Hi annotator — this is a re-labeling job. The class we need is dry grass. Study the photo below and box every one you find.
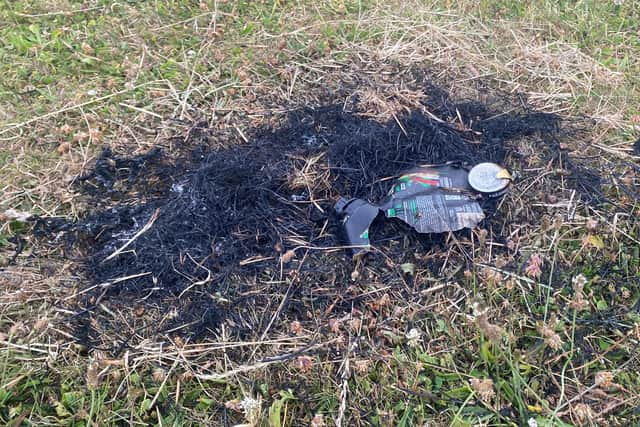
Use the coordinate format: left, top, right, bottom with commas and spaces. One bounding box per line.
1, 1, 640, 426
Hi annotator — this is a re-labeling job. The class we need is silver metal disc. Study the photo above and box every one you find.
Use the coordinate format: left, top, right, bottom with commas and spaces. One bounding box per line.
468, 163, 510, 194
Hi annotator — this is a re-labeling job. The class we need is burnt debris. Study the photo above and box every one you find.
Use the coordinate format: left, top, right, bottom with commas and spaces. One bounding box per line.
30, 81, 599, 344
335, 162, 513, 255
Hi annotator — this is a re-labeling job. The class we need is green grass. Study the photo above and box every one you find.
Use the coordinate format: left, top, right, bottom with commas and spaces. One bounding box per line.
1, 0, 640, 426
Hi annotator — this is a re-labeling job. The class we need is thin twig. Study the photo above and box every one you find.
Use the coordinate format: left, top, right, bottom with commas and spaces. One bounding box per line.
61, 272, 152, 301
149, 359, 179, 410
103, 209, 160, 262
0, 81, 162, 136
13, 5, 104, 17
476, 263, 552, 290
118, 103, 163, 119
195, 339, 339, 381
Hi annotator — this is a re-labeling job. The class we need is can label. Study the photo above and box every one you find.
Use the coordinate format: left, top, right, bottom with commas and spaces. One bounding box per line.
381, 165, 484, 233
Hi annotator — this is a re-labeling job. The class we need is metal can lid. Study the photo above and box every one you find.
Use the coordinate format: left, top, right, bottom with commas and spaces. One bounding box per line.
468, 163, 511, 195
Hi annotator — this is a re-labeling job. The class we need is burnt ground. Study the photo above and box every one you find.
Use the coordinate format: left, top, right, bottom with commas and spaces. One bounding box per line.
25, 72, 609, 354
